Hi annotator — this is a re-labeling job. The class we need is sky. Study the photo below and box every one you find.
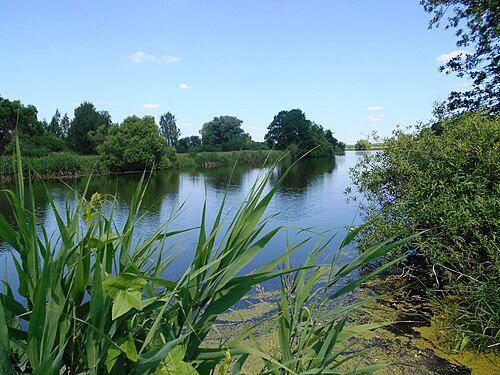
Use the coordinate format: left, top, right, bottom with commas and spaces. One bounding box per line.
1, 0, 469, 144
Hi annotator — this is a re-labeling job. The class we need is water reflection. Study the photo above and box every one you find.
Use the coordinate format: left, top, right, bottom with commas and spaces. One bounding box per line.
0, 152, 375, 280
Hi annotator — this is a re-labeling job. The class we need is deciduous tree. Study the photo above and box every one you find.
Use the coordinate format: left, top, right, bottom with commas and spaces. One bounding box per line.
159, 112, 181, 147
200, 116, 249, 151
422, 0, 500, 113
67, 101, 112, 154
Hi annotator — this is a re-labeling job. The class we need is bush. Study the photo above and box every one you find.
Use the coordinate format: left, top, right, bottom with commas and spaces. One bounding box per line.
98, 115, 164, 171
354, 139, 371, 150
350, 112, 500, 350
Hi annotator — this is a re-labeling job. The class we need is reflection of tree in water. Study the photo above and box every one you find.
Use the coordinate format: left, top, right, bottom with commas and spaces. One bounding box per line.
270, 157, 336, 193
196, 165, 254, 192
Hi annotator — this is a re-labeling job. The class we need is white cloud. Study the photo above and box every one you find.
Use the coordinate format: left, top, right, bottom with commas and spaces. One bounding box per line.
436, 50, 468, 63
180, 83, 192, 89
367, 106, 383, 111
125, 50, 180, 64
329, 96, 336, 100
181, 123, 193, 127
364, 114, 385, 123
142, 104, 160, 109
327, 108, 335, 112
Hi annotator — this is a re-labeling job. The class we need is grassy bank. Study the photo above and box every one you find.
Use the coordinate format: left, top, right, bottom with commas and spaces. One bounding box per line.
0, 149, 286, 182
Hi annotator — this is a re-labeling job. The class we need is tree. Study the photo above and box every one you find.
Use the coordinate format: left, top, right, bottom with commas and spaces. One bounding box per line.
60, 113, 70, 139
265, 109, 342, 157
354, 139, 371, 150
67, 101, 112, 154
421, 0, 500, 114
98, 115, 164, 171
200, 116, 249, 151
159, 112, 181, 147
175, 135, 202, 153
48, 109, 62, 138
0, 96, 43, 155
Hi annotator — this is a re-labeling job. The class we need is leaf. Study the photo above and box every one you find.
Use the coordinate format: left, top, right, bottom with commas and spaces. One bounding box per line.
106, 345, 121, 373
121, 333, 138, 362
155, 346, 199, 375
112, 290, 143, 320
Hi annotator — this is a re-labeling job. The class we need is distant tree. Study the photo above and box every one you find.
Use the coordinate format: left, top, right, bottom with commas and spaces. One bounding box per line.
48, 109, 62, 137
421, 0, 500, 114
200, 116, 249, 151
0, 96, 43, 155
88, 124, 110, 152
176, 135, 202, 153
354, 139, 371, 150
60, 113, 70, 139
159, 112, 181, 147
98, 115, 164, 171
265, 109, 341, 157
67, 101, 112, 154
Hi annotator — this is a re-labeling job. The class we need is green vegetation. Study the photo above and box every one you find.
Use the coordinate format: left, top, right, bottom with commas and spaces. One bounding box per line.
199, 115, 267, 152
265, 109, 345, 158
349, 112, 500, 351
159, 112, 181, 147
421, 0, 500, 114
1, 97, 346, 178
98, 115, 165, 172
67, 101, 112, 154
0, 142, 405, 374
354, 139, 371, 150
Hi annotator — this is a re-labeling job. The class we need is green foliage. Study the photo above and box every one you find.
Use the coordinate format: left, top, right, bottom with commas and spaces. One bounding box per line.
98, 115, 164, 172
265, 109, 343, 157
48, 109, 63, 138
354, 139, 371, 150
0, 96, 43, 155
158, 146, 178, 169
0, 142, 405, 373
200, 116, 249, 151
27, 153, 82, 176
421, 0, 500, 114
350, 112, 500, 350
176, 136, 202, 153
159, 112, 181, 147
67, 101, 112, 154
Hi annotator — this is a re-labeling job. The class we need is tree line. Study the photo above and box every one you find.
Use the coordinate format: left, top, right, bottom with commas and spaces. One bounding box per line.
0, 98, 345, 172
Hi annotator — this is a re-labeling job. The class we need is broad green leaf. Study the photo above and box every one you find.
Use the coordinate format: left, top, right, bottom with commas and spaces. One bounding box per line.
155, 346, 199, 375
112, 289, 143, 320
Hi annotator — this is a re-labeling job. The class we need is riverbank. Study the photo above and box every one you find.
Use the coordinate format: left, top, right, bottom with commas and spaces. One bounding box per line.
0, 149, 287, 182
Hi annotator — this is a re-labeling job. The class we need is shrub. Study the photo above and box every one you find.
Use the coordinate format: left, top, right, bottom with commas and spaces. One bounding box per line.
98, 115, 164, 172
354, 139, 371, 150
350, 112, 500, 350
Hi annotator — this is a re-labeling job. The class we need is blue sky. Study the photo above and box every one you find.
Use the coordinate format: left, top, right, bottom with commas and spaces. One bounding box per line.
1, 0, 469, 144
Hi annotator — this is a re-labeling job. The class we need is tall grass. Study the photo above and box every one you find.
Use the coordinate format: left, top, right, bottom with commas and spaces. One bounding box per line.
0, 138, 405, 374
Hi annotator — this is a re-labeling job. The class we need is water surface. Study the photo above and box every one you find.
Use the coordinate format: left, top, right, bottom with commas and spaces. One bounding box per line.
0, 151, 372, 281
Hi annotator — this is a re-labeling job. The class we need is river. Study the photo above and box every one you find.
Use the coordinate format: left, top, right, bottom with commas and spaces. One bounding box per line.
0, 151, 370, 281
